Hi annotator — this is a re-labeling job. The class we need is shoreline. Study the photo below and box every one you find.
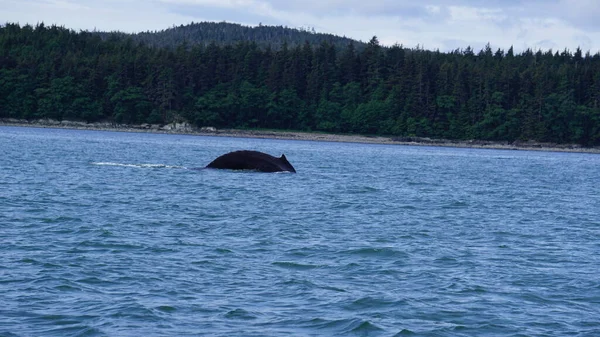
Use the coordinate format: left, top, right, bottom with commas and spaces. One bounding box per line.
2, 118, 599, 154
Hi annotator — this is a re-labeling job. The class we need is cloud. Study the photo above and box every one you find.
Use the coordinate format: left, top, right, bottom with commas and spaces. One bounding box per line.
1, 0, 196, 32
554, 0, 600, 32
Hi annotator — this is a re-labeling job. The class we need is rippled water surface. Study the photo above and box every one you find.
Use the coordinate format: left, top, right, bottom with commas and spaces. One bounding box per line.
1, 126, 600, 336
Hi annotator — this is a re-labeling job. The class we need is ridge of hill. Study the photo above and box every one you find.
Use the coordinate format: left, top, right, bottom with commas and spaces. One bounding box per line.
98, 21, 366, 50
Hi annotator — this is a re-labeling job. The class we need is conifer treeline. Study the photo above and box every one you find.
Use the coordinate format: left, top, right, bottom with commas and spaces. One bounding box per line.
1, 23, 600, 145
112, 21, 363, 50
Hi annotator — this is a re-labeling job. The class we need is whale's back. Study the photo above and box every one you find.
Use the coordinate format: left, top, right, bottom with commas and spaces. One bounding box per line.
206, 150, 296, 173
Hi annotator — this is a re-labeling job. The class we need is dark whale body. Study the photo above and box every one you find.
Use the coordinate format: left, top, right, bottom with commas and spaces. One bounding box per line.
205, 150, 296, 173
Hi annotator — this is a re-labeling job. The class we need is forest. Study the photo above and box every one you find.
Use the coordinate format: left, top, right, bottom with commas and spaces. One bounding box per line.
104, 21, 364, 50
1, 22, 600, 146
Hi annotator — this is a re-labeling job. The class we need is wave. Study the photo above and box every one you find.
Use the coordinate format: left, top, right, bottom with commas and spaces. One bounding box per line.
90, 162, 186, 169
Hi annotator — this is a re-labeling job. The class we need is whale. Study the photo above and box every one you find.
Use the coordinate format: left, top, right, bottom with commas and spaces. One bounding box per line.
205, 150, 296, 173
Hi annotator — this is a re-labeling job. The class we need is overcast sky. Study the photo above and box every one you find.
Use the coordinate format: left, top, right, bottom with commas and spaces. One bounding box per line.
2, 0, 600, 53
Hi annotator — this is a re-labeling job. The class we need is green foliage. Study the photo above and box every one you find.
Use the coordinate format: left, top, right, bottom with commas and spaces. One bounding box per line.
193, 84, 230, 127
268, 89, 304, 129
104, 22, 365, 51
1, 22, 600, 146
110, 86, 152, 124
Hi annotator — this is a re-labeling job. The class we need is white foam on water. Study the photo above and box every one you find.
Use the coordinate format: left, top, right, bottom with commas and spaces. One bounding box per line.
91, 162, 186, 169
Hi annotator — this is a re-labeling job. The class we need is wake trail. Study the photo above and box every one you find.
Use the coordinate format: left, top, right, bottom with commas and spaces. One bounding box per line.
90, 162, 188, 169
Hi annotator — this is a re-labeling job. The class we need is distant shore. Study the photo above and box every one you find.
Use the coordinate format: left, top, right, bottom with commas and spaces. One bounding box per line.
2, 118, 599, 154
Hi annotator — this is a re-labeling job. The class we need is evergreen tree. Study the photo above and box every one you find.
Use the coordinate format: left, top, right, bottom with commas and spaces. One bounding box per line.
1, 22, 600, 146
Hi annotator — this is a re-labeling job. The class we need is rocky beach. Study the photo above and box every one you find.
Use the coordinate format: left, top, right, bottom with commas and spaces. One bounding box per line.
2, 118, 599, 154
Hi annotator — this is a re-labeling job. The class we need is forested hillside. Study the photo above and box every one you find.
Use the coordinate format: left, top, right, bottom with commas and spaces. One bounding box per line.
1, 22, 600, 146
103, 21, 364, 50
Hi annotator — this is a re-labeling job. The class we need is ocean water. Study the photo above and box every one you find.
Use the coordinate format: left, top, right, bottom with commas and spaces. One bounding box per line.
1, 126, 599, 337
